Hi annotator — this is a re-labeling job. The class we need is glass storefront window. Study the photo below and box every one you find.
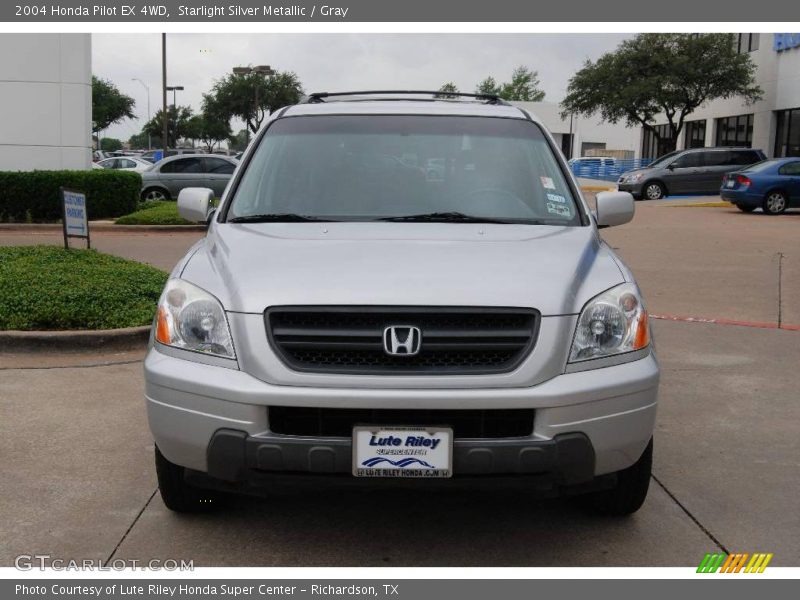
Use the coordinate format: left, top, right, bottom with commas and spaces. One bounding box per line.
775, 109, 800, 157
715, 114, 754, 147
684, 120, 707, 148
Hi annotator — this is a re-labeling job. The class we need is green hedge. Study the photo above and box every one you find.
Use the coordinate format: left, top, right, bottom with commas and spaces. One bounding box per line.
0, 170, 142, 222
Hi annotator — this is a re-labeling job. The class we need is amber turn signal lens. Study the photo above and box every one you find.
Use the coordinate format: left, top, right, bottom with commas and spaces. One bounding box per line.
633, 309, 649, 350
155, 306, 171, 345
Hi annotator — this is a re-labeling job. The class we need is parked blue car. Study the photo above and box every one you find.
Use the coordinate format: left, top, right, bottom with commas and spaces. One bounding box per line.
721, 158, 800, 214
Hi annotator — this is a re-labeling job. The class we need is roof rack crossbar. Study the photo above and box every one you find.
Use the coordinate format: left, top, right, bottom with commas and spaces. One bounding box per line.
304, 90, 508, 105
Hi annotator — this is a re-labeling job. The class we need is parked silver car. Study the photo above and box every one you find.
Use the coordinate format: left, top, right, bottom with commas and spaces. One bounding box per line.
139, 154, 238, 201
145, 91, 658, 516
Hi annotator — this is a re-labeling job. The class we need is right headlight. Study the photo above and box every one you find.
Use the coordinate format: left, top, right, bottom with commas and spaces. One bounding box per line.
154, 279, 235, 359
569, 283, 650, 363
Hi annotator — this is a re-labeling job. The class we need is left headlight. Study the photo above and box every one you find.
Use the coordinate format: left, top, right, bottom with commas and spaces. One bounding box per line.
154, 279, 235, 359
622, 173, 643, 183
569, 283, 649, 363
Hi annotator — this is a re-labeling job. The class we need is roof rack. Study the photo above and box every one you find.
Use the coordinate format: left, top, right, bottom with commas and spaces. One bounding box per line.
303, 90, 509, 105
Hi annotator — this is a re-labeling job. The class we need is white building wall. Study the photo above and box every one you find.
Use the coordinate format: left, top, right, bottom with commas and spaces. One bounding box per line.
513, 101, 642, 158
0, 33, 92, 171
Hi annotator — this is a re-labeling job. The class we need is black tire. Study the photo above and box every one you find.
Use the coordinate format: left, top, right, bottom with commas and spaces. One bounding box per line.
155, 446, 221, 513
642, 182, 666, 200
762, 191, 788, 215
141, 187, 170, 202
736, 204, 756, 213
580, 439, 653, 516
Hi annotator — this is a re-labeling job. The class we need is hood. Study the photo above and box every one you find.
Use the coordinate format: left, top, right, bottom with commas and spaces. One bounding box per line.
179, 222, 626, 316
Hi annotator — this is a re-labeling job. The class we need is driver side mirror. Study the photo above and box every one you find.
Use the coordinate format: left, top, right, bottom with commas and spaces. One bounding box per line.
595, 191, 634, 228
177, 188, 214, 223
666, 163, 676, 170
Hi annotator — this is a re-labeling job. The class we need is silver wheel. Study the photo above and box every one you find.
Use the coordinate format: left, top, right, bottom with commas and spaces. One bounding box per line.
143, 188, 168, 202
644, 183, 664, 200
763, 192, 787, 215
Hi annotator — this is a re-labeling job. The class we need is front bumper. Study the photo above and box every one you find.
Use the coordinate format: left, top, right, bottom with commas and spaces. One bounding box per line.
617, 181, 643, 196
145, 348, 659, 482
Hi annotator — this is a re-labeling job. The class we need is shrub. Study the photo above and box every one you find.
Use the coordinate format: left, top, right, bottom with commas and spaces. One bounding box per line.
0, 246, 167, 330
115, 201, 192, 225
0, 170, 141, 222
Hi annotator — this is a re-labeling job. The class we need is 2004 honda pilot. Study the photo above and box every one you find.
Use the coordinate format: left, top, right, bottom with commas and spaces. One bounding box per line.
145, 91, 659, 515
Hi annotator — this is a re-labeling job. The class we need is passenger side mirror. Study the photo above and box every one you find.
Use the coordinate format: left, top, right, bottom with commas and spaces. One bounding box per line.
177, 188, 214, 223
666, 163, 675, 170
595, 191, 634, 228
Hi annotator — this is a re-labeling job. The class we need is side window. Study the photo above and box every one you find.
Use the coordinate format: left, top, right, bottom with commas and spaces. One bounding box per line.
120, 159, 135, 168
730, 150, 758, 165
161, 157, 203, 174
102, 159, 116, 169
204, 157, 235, 174
702, 151, 730, 166
778, 162, 800, 176
672, 152, 702, 168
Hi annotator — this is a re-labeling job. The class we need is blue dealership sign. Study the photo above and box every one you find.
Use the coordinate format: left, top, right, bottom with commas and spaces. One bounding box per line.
773, 33, 800, 52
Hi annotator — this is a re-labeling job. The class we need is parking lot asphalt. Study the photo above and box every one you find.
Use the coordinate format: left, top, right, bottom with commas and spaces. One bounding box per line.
1, 198, 799, 567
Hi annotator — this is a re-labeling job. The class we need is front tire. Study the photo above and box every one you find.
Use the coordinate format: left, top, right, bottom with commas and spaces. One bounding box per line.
580, 439, 653, 516
643, 182, 666, 200
155, 446, 221, 513
763, 191, 788, 215
141, 187, 170, 202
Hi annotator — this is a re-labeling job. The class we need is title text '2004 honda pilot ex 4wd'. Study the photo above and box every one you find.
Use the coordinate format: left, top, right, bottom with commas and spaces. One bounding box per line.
144, 91, 659, 516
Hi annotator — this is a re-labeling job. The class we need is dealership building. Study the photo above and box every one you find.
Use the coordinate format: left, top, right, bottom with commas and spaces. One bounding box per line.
0, 33, 92, 171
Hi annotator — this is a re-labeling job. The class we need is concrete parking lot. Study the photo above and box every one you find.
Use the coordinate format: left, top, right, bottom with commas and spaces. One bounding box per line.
1, 198, 798, 566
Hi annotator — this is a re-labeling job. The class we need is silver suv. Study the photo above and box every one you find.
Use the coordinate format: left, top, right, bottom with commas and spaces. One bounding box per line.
145, 92, 659, 516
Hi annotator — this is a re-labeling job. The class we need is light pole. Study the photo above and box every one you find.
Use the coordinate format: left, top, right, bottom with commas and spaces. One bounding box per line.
166, 85, 184, 109
232, 65, 274, 144
132, 78, 151, 149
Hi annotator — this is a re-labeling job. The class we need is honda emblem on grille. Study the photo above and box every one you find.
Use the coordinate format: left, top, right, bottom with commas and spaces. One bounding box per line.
383, 326, 422, 356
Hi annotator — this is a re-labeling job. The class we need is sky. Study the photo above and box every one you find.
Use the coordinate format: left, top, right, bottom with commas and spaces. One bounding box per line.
92, 33, 632, 144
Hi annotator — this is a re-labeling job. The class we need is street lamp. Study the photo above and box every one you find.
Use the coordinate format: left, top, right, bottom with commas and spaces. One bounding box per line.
132, 78, 151, 149
165, 85, 184, 108
232, 66, 275, 143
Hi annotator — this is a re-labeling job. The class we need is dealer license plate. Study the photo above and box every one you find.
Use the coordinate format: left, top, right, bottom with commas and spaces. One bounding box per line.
352, 426, 453, 478
726, 179, 735, 188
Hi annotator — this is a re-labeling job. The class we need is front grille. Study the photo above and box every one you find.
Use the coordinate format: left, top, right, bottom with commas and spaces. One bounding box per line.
268, 407, 535, 439
265, 306, 539, 374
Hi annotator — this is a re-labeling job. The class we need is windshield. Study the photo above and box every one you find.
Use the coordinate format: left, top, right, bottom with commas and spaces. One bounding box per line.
646, 150, 681, 169
225, 115, 583, 226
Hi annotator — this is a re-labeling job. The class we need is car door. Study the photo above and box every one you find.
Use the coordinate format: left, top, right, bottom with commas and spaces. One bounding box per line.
202, 157, 236, 197
778, 161, 800, 202
158, 157, 205, 197
663, 151, 703, 194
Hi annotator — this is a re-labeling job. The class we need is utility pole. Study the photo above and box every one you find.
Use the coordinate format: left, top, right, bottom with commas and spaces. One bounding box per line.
161, 33, 168, 154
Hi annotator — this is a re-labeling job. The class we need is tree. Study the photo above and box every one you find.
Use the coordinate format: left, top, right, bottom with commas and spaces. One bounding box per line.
475, 76, 501, 97
205, 69, 303, 135
475, 68, 545, 101
143, 105, 194, 148
561, 34, 763, 155
499, 67, 545, 102
92, 76, 136, 138
99, 137, 122, 152
186, 113, 232, 153
435, 82, 459, 99
227, 129, 249, 152
128, 131, 161, 150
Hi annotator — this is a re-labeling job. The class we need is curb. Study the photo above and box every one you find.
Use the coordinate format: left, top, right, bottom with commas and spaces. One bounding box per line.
580, 185, 616, 192
0, 325, 151, 353
0, 223, 205, 232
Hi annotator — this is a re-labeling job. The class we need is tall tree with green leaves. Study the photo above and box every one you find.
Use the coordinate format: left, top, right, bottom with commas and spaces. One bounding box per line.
561, 33, 763, 154
204, 69, 303, 135
435, 82, 460, 99
475, 68, 545, 101
185, 113, 232, 153
143, 106, 194, 148
91, 76, 136, 142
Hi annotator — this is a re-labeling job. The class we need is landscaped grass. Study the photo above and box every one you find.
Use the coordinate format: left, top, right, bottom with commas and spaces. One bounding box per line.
114, 200, 193, 225
0, 246, 167, 330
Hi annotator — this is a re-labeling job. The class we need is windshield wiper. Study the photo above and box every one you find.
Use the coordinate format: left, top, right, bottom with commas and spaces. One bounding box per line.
227, 213, 335, 223
376, 211, 514, 224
